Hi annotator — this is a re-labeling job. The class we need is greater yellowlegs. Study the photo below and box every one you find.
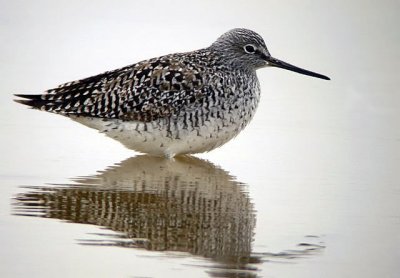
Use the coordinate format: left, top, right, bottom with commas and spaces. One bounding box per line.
15, 28, 330, 158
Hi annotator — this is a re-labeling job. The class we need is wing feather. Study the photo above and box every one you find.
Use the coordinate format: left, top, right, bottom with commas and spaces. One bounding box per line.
14, 54, 210, 122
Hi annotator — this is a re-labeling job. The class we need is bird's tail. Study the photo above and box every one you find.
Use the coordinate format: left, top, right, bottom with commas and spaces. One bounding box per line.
13, 91, 95, 116
14, 94, 49, 110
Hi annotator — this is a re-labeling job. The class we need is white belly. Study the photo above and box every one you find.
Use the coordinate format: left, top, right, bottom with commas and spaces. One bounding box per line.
71, 111, 249, 158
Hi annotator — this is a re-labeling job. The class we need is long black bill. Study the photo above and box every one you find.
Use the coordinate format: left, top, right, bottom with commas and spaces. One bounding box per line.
267, 56, 330, 80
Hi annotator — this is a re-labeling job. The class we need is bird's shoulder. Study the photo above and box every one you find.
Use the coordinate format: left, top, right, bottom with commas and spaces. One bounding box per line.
116, 51, 217, 122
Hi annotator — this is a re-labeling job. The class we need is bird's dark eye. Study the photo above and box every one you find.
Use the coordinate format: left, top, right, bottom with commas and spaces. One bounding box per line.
244, 44, 256, 54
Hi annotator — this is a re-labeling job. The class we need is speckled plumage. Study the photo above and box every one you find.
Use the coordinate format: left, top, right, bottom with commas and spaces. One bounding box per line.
15, 28, 329, 157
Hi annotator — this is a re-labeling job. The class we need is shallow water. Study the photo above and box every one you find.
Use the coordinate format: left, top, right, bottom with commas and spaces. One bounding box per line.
5, 154, 328, 277
1, 1, 400, 277
12, 155, 325, 277
2, 119, 398, 277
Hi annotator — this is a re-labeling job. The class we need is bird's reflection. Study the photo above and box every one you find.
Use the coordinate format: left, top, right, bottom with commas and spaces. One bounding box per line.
14, 155, 259, 276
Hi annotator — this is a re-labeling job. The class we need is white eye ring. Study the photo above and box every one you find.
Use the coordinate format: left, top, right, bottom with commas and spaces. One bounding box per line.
244, 44, 256, 54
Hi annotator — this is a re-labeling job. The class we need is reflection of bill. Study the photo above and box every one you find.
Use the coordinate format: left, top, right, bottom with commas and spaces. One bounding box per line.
14, 155, 256, 264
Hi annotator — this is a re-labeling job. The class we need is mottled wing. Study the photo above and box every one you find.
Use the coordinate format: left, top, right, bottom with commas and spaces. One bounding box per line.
15, 55, 208, 122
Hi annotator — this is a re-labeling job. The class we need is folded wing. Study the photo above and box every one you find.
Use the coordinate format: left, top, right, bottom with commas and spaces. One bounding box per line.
15, 55, 208, 122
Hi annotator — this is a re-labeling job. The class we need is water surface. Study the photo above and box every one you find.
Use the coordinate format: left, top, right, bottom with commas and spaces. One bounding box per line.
12, 156, 325, 277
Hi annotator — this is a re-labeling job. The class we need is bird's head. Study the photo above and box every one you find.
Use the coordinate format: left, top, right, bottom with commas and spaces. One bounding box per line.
210, 28, 330, 80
